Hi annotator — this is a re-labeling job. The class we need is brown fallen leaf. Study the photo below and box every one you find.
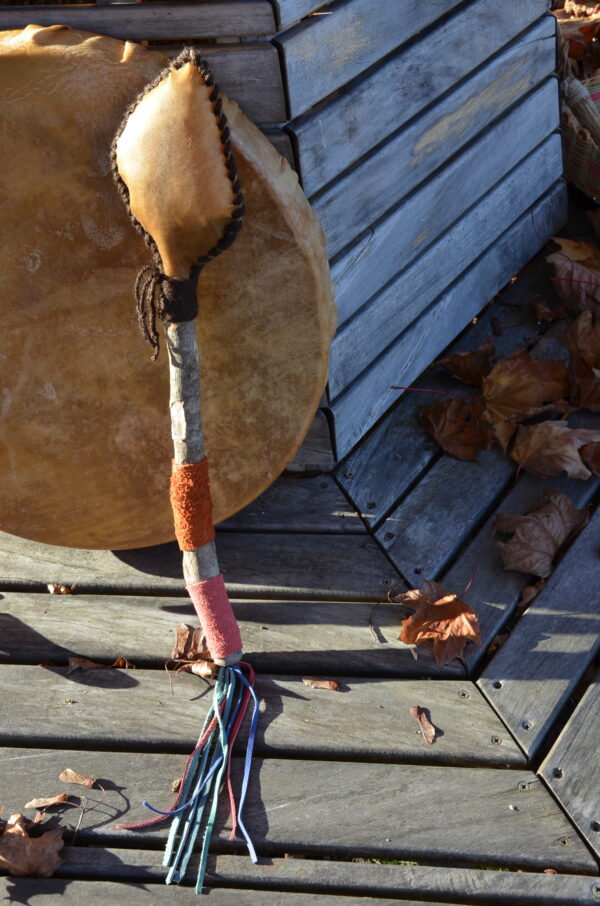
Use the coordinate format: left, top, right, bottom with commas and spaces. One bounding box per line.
544, 868, 558, 874
47, 584, 75, 595
548, 238, 600, 317
58, 769, 96, 789
482, 351, 570, 450
302, 677, 341, 691
510, 421, 600, 479
409, 706, 436, 744
420, 396, 494, 461
564, 311, 600, 410
580, 442, 600, 474
437, 338, 496, 386
496, 491, 589, 578
188, 661, 218, 680
516, 582, 545, 612
111, 656, 135, 670
24, 794, 73, 811
171, 777, 182, 793
392, 580, 481, 667
532, 296, 569, 323
487, 632, 509, 654
0, 814, 64, 877
172, 624, 209, 661
66, 657, 108, 675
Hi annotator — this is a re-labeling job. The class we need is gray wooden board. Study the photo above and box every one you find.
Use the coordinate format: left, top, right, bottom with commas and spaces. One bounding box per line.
335, 265, 546, 525
447, 472, 600, 676
0, 748, 594, 870
0, 668, 527, 763
279, 0, 470, 118
294, 7, 553, 197
0, 592, 472, 678
0, 880, 465, 906
286, 409, 335, 471
479, 507, 600, 760
0, 531, 399, 601
329, 135, 561, 394
54, 850, 600, 905
217, 475, 362, 533
376, 449, 516, 582
330, 181, 568, 457
316, 76, 559, 260
273, 0, 335, 31
540, 670, 600, 860
0, 3, 276, 39
332, 17, 548, 323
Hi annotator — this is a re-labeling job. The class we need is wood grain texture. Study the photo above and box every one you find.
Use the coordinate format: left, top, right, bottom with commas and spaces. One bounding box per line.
0, 880, 458, 906
317, 76, 559, 261
217, 475, 359, 532
0, 747, 594, 870
0, 4, 276, 38
0, 531, 399, 601
273, 0, 335, 30
479, 507, 600, 760
286, 409, 335, 470
55, 849, 600, 904
0, 592, 467, 677
294, 7, 553, 196
0, 668, 525, 762
329, 135, 562, 394
335, 283, 545, 525
330, 181, 568, 457
540, 672, 600, 859
376, 449, 516, 581
279, 0, 472, 118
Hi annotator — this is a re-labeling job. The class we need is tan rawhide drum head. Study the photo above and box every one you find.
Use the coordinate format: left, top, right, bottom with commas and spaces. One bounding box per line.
0, 25, 335, 550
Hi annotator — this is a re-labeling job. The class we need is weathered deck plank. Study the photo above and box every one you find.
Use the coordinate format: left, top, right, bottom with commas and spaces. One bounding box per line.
5, 592, 469, 678
329, 135, 561, 393
0, 531, 399, 601
0, 668, 524, 763
0, 748, 594, 871
294, 11, 554, 196
539, 671, 600, 860
286, 409, 335, 471
330, 181, 567, 456
218, 475, 362, 533
279, 0, 475, 118
0, 879, 465, 906
479, 508, 600, 760
0, 3, 277, 38
273, 0, 335, 31
55, 850, 600, 905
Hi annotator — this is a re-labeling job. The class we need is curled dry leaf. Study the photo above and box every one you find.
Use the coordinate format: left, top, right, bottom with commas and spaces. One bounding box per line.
420, 396, 494, 461
496, 491, 589, 578
481, 351, 570, 450
58, 768, 96, 789
548, 238, 600, 317
24, 794, 73, 810
409, 706, 436, 745
188, 661, 218, 680
532, 296, 569, 323
510, 421, 600, 479
47, 584, 75, 595
171, 624, 209, 661
392, 580, 481, 667
66, 657, 108, 674
581, 442, 600, 475
302, 677, 341, 691
516, 582, 545, 612
0, 813, 64, 877
564, 311, 600, 410
437, 338, 496, 386
112, 656, 135, 670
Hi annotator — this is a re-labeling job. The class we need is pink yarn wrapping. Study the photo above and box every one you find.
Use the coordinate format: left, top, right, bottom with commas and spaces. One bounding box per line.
187, 574, 242, 661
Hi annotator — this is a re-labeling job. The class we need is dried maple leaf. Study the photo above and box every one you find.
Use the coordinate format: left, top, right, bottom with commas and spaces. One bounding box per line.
481, 351, 570, 450
66, 657, 108, 674
171, 624, 209, 661
58, 769, 96, 789
437, 338, 496, 385
420, 396, 494, 461
302, 677, 341, 691
548, 238, 600, 317
409, 706, 436, 744
392, 580, 481, 667
111, 656, 135, 669
510, 421, 600, 479
0, 813, 64, 877
581, 442, 600, 474
24, 794, 73, 810
564, 311, 600, 410
496, 491, 589, 578
47, 584, 75, 595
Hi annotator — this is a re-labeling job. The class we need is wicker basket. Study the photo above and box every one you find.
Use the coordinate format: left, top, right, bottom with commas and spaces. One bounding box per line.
562, 73, 600, 200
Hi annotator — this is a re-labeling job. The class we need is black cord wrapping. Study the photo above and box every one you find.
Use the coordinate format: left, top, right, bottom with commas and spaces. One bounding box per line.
134, 265, 200, 360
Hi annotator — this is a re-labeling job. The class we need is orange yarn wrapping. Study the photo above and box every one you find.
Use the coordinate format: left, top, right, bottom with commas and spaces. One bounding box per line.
170, 458, 216, 551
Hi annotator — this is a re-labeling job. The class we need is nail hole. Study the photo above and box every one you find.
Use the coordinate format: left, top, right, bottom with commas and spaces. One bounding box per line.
591, 821, 600, 832
367, 501, 376, 509
560, 838, 570, 847
552, 768, 563, 779
493, 681, 503, 689
384, 532, 395, 542
414, 567, 422, 574
521, 720, 532, 731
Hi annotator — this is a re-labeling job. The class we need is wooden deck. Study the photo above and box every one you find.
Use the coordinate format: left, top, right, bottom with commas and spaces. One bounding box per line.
1, 234, 600, 903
